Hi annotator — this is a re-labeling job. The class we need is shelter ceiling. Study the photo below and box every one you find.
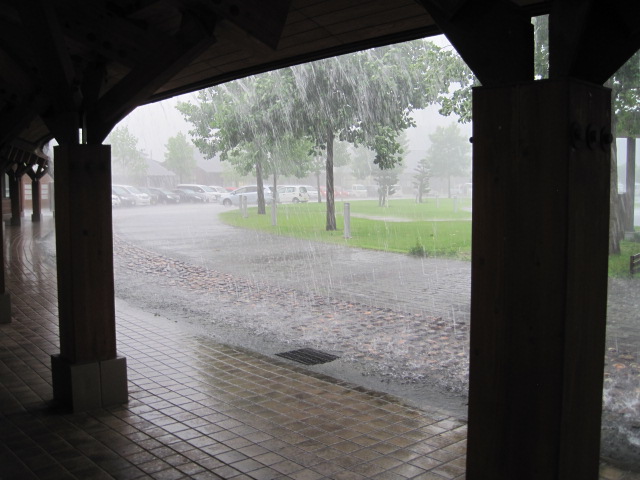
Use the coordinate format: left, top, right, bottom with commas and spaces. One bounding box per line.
1, 0, 552, 156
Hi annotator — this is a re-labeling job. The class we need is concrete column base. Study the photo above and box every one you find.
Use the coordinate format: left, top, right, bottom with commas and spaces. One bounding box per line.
0, 292, 11, 324
51, 354, 128, 411
31, 213, 42, 222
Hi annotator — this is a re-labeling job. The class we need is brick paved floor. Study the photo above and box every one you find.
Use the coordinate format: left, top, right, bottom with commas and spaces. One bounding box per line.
1, 219, 638, 479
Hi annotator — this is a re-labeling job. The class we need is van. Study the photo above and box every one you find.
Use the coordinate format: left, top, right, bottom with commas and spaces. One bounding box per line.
276, 185, 309, 203
351, 184, 367, 197
175, 184, 218, 202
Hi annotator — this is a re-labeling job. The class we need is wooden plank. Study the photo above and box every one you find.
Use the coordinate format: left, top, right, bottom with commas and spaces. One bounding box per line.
418, 0, 534, 85
467, 80, 610, 480
87, 9, 217, 143
550, 1, 640, 84
54, 145, 116, 363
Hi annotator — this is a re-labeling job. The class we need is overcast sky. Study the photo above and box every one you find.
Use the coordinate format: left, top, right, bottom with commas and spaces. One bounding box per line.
116, 33, 471, 163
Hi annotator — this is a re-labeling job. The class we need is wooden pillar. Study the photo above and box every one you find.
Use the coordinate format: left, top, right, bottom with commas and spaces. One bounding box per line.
31, 178, 41, 222
51, 144, 127, 411
8, 174, 21, 226
0, 222, 10, 324
466, 79, 611, 479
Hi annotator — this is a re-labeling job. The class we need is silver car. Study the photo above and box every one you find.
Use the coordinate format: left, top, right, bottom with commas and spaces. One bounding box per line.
220, 186, 273, 206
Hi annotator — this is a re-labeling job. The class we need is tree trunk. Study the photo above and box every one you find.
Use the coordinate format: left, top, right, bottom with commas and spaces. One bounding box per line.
315, 169, 322, 203
626, 137, 636, 231
256, 158, 266, 215
609, 141, 625, 253
326, 130, 336, 231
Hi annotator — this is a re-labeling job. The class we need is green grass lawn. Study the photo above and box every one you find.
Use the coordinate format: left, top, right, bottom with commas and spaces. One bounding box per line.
220, 198, 473, 259
609, 233, 640, 277
220, 197, 640, 275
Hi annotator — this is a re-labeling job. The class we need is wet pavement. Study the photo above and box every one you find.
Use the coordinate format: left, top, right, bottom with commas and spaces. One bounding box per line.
107, 203, 640, 470
109, 204, 471, 416
9, 204, 638, 477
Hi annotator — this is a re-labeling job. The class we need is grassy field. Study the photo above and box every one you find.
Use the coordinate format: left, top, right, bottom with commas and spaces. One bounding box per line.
219, 197, 473, 259
609, 232, 640, 277
220, 197, 640, 275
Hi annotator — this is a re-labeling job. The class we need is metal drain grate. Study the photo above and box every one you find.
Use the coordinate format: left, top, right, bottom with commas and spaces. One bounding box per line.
275, 348, 339, 365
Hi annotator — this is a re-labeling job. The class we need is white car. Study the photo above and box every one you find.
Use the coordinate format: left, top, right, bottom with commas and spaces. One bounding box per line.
276, 185, 309, 203
301, 185, 320, 202
112, 185, 151, 206
176, 184, 218, 202
208, 186, 228, 202
220, 186, 273, 206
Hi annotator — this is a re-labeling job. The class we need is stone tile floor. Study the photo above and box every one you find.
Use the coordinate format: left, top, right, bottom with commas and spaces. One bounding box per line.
1, 222, 638, 479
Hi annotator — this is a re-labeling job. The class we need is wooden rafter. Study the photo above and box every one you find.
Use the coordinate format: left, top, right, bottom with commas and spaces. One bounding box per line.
187, 0, 292, 50
85, 7, 217, 144
57, 3, 173, 69
16, 1, 80, 114
550, 0, 640, 84
417, 0, 534, 86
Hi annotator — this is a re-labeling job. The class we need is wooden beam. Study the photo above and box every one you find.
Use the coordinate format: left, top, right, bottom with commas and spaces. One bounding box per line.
16, 0, 81, 118
85, 8, 216, 144
190, 0, 292, 50
550, 0, 640, 84
467, 79, 610, 480
417, 0, 534, 85
56, 3, 173, 69
0, 101, 40, 147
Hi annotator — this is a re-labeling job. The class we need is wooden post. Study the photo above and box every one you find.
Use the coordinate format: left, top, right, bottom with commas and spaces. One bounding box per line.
8, 174, 21, 226
31, 178, 41, 222
51, 144, 127, 411
0, 221, 10, 324
466, 79, 610, 480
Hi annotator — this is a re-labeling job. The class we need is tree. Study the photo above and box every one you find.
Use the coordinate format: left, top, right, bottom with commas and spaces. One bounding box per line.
351, 145, 375, 181
425, 123, 470, 198
609, 49, 640, 252
107, 125, 148, 182
177, 71, 303, 214
373, 161, 403, 207
435, 17, 640, 253
413, 156, 432, 203
164, 132, 196, 183
289, 41, 449, 230
179, 39, 466, 226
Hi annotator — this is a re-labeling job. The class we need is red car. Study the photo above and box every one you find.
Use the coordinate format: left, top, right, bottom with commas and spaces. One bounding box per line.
319, 186, 350, 198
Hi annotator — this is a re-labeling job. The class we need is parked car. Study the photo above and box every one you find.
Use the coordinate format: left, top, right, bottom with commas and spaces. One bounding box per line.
149, 188, 180, 204
176, 184, 218, 202
219, 185, 273, 206
112, 185, 150, 206
276, 185, 309, 203
173, 189, 206, 203
302, 185, 320, 202
208, 186, 228, 202
136, 187, 159, 205
112, 194, 121, 207
320, 186, 350, 198
350, 184, 367, 197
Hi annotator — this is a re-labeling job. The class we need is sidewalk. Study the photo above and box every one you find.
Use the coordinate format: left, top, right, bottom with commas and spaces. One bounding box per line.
1, 217, 638, 479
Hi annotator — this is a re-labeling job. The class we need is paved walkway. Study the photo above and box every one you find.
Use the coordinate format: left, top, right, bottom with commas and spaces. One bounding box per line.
1, 217, 638, 479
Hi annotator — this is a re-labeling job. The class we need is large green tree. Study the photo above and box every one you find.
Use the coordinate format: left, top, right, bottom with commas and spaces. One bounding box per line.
425, 123, 470, 198
177, 71, 309, 214
289, 41, 456, 229
179, 39, 466, 226
609, 50, 640, 252
413, 156, 432, 204
164, 132, 196, 183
